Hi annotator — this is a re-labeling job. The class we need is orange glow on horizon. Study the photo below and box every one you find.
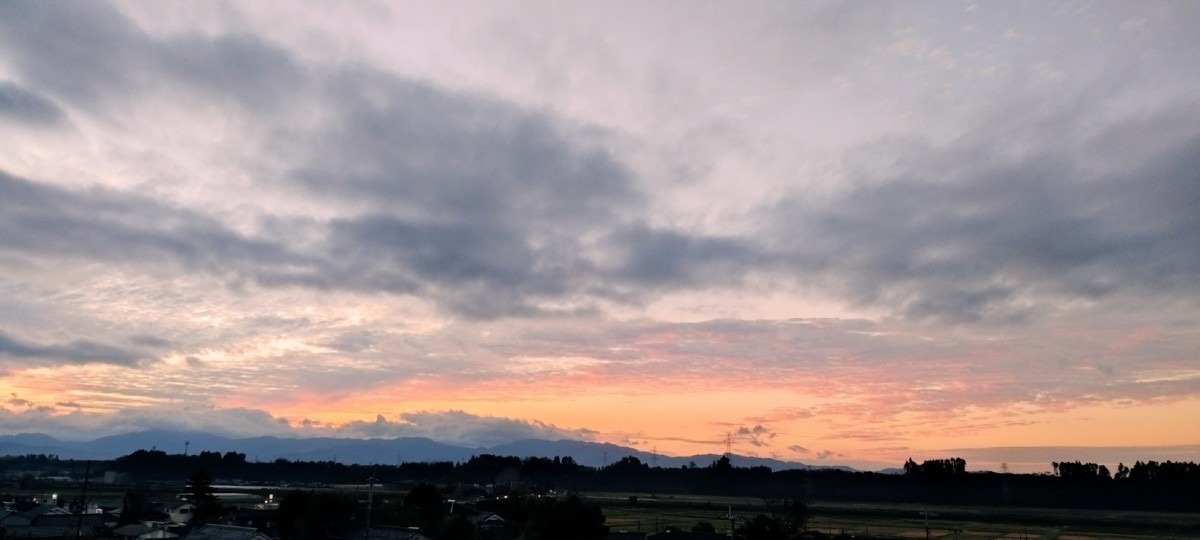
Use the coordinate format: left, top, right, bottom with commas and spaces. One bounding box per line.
2, 354, 1198, 471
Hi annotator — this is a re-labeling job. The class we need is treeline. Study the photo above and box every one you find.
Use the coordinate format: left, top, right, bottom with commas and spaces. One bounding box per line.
1054, 459, 1200, 484
116, 452, 1200, 512
882, 457, 1200, 511
4, 452, 1199, 512
275, 482, 609, 540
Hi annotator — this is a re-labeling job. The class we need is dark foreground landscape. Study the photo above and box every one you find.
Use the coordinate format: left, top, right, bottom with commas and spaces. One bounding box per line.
2, 450, 1198, 540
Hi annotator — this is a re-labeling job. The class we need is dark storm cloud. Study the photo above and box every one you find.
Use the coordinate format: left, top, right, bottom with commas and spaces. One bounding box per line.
0, 82, 65, 125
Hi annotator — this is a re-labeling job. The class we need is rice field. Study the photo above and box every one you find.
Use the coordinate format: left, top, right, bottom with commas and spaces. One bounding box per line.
583, 492, 1200, 539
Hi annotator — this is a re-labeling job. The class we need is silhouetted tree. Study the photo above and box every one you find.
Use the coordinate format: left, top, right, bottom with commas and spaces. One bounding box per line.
525, 495, 607, 540
1115, 462, 1130, 480
763, 495, 808, 534
403, 483, 445, 534
118, 491, 149, 525
737, 514, 787, 540
277, 491, 356, 540
923, 458, 967, 477
903, 457, 966, 478
186, 468, 224, 519
604, 456, 648, 476
16, 474, 36, 489
441, 514, 475, 540
1052, 461, 1111, 481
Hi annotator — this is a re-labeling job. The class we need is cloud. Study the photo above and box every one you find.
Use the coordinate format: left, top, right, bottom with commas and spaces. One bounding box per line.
9, 394, 33, 408
0, 405, 595, 447
0, 170, 305, 277
278, 68, 650, 318
763, 102, 1200, 323
0, 2, 305, 115
0, 2, 732, 320
0, 404, 294, 441
8, 2, 1195, 327
327, 410, 596, 448
734, 424, 778, 448
603, 224, 757, 290
318, 331, 378, 354
0, 327, 150, 368
0, 82, 65, 126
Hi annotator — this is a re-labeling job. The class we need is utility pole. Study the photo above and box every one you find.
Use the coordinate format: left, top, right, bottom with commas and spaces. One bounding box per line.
365, 473, 377, 540
921, 508, 937, 540
722, 505, 737, 539
75, 461, 90, 540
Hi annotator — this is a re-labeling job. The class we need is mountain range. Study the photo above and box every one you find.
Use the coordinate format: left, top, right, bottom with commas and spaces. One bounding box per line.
0, 430, 851, 472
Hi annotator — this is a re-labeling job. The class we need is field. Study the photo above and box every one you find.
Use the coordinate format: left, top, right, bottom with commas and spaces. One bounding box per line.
13, 480, 1199, 539
583, 492, 1200, 539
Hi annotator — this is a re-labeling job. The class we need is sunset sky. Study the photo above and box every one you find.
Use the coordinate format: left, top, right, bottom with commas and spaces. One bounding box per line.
1, 1, 1198, 473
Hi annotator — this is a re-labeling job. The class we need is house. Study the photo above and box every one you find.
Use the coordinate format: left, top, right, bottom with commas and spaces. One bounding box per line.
113, 523, 180, 540
338, 526, 429, 540
166, 503, 196, 524
646, 532, 725, 540
220, 506, 276, 531
2, 512, 105, 538
0, 510, 35, 527
607, 532, 647, 540
474, 512, 505, 531
183, 524, 273, 540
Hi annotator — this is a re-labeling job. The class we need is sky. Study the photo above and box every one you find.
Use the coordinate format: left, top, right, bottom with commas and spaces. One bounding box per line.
1, 1, 1198, 473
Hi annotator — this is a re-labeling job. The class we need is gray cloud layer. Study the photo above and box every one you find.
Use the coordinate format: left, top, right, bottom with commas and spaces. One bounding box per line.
0, 329, 147, 368
768, 116, 1200, 322
0, 405, 590, 447
3, 2, 1197, 325
0, 82, 65, 126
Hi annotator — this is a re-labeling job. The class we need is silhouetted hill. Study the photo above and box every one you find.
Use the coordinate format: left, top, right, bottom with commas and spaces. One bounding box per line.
489, 439, 649, 467
0, 433, 77, 458
88, 429, 236, 457
249, 436, 480, 464
0, 430, 836, 472
487, 439, 849, 471
0, 433, 63, 446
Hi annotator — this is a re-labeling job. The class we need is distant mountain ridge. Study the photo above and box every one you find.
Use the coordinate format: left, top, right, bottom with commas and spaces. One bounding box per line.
0, 430, 850, 472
